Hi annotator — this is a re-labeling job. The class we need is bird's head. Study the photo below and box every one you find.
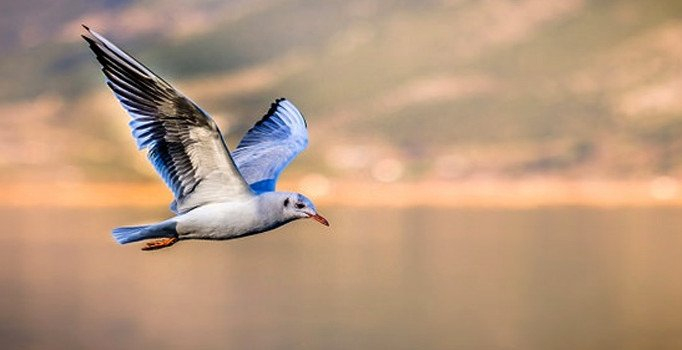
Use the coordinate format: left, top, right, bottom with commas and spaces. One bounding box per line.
281, 193, 329, 226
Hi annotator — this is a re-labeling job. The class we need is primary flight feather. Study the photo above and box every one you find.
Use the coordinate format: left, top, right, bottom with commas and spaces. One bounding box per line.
82, 25, 329, 251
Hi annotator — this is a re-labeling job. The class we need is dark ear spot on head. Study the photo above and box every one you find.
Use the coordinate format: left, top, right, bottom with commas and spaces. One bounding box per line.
284, 198, 290, 207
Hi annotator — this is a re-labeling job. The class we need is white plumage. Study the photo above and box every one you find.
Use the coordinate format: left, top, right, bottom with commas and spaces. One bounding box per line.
82, 26, 329, 250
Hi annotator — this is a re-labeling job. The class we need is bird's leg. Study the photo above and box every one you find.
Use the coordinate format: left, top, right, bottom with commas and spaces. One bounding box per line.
141, 237, 178, 251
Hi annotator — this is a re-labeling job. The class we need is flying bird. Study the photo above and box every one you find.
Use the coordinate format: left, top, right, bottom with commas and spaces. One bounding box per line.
82, 26, 329, 251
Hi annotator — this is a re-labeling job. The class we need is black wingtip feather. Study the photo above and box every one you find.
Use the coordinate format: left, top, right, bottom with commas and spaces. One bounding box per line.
254, 98, 288, 127
82, 24, 90, 31
81, 34, 94, 45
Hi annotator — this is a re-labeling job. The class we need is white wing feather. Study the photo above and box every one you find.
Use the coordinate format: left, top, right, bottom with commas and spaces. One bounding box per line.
232, 98, 308, 193
83, 27, 253, 214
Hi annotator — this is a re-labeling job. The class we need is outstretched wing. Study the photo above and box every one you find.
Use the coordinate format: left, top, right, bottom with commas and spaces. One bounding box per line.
232, 98, 308, 193
82, 26, 253, 213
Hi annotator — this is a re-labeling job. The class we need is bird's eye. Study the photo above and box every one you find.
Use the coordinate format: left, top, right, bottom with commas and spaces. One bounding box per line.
284, 198, 290, 207
295, 203, 305, 209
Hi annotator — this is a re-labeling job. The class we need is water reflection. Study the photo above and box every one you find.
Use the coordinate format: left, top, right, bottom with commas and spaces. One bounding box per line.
0, 207, 680, 349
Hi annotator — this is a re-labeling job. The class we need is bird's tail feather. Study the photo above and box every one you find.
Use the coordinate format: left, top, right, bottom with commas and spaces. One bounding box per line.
112, 221, 178, 244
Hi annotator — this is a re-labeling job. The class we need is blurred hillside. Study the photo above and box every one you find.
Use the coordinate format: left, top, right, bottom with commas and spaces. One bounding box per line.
1, 0, 682, 184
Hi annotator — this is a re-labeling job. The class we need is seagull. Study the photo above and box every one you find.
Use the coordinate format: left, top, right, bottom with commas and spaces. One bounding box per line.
82, 26, 329, 251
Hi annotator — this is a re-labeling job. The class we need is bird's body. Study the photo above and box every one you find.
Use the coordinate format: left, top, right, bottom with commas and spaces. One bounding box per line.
82, 26, 328, 250
175, 192, 296, 241
179, 199, 266, 241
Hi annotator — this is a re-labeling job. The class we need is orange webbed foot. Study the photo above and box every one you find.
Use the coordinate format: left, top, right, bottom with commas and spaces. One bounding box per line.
141, 237, 178, 251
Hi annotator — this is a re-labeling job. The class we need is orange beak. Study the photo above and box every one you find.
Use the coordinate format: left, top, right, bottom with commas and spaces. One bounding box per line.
310, 213, 330, 227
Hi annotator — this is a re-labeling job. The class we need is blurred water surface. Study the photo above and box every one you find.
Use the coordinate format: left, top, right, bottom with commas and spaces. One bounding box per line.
0, 206, 681, 349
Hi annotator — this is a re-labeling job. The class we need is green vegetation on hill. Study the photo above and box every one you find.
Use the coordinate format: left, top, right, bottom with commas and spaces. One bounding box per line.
1, 0, 682, 181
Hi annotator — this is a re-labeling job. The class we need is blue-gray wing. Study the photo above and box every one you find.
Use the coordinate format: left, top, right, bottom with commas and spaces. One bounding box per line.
82, 26, 253, 213
232, 98, 308, 193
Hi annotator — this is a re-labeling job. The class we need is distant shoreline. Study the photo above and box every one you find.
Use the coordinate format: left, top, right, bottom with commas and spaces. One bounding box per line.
2, 178, 682, 208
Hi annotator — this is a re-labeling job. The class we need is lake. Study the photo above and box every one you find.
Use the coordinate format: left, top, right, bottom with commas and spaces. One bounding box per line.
0, 206, 680, 349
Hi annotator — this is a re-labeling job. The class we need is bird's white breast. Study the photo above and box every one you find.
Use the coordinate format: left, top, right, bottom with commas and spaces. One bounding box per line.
174, 199, 267, 240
